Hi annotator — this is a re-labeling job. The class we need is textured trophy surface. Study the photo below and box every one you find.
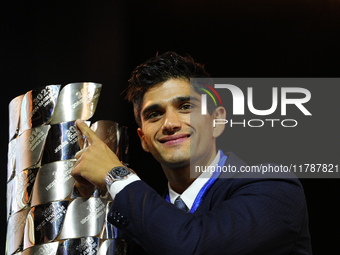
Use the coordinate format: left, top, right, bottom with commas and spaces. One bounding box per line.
50, 82, 101, 124
11, 167, 39, 215
6, 208, 30, 255
31, 160, 76, 206
9, 94, 24, 141
59, 198, 107, 239
58, 237, 100, 255
7, 179, 13, 220
23, 201, 70, 249
7, 138, 17, 182
7, 82, 128, 255
21, 242, 59, 255
41, 121, 82, 165
19, 85, 60, 135
90, 120, 129, 162
16, 126, 50, 173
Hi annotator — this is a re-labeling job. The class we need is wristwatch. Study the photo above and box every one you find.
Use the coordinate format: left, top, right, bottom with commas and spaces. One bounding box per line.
105, 166, 134, 190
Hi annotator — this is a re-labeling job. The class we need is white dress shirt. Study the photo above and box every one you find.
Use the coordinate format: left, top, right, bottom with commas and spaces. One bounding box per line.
168, 151, 220, 210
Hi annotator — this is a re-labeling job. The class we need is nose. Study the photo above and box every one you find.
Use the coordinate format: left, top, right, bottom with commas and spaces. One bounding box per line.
162, 109, 181, 134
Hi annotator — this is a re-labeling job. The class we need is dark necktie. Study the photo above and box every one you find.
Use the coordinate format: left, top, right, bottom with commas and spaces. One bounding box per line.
174, 196, 189, 212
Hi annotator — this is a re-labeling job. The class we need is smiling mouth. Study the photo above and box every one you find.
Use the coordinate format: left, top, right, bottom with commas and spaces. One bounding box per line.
159, 134, 191, 145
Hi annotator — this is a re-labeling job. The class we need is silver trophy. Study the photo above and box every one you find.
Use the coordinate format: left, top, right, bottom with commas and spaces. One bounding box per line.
50, 82, 101, 124
6, 208, 30, 255
6, 82, 129, 255
15, 126, 50, 173
41, 121, 83, 165
9, 94, 24, 141
31, 160, 76, 206
21, 242, 59, 255
10, 167, 39, 215
19, 85, 60, 135
23, 200, 70, 249
7, 138, 17, 183
58, 237, 100, 255
90, 120, 129, 163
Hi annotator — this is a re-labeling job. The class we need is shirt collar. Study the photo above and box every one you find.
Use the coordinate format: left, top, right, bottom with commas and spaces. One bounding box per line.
168, 150, 220, 210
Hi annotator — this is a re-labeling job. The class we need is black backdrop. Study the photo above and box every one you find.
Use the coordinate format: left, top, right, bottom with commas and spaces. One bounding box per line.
1, 1, 340, 254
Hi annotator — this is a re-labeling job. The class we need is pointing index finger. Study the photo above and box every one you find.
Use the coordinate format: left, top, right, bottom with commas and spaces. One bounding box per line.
76, 119, 100, 145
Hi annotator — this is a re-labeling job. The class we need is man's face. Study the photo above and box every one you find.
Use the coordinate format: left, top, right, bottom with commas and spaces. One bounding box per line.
137, 78, 220, 170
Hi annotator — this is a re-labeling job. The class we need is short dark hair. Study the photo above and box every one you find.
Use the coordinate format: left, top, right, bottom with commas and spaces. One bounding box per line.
126, 51, 213, 127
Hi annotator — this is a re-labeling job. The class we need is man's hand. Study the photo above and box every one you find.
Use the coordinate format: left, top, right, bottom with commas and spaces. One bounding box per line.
72, 119, 124, 191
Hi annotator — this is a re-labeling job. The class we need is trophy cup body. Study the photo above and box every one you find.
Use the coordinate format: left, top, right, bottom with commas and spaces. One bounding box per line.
6, 82, 129, 255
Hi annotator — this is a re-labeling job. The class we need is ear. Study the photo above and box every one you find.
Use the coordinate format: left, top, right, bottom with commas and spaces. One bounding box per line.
137, 127, 150, 153
212, 106, 226, 138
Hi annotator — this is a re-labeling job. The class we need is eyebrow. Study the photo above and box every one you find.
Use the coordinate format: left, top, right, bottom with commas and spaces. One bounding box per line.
141, 95, 200, 119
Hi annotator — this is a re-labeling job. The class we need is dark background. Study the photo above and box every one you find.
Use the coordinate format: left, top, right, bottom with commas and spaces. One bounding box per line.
1, 1, 339, 254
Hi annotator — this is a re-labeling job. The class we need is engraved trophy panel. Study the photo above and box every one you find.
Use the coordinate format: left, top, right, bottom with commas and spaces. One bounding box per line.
90, 120, 119, 153
31, 160, 76, 206
21, 242, 59, 255
98, 239, 127, 255
41, 121, 81, 165
7, 178, 13, 220
19, 85, 60, 135
58, 237, 100, 255
6, 208, 30, 255
50, 82, 101, 124
89, 122, 129, 164
9, 94, 24, 141
16, 125, 50, 173
23, 201, 69, 249
100, 201, 117, 239
11, 167, 39, 214
59, 198, 107, 239
7, 138, 17, 182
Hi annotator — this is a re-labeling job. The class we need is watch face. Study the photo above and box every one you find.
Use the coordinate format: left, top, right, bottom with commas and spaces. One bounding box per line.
112, 167, 129, 177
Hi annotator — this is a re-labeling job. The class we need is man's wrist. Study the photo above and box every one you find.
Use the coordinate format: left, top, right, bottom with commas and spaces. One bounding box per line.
105, 165, 135, 190
108, 174, 141, 200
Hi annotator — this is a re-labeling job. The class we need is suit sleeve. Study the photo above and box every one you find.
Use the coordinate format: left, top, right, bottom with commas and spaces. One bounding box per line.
107, 178, 310, 255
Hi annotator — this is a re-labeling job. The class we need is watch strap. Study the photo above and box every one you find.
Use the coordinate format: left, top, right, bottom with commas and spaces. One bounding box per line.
105, 166, 134, 190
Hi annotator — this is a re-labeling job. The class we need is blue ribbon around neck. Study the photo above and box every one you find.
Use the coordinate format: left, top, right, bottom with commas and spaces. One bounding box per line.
166, 150, 228, 213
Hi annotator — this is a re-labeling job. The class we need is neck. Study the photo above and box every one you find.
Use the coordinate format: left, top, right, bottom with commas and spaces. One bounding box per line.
163, 148, 218, 194
163, 165, 199, 194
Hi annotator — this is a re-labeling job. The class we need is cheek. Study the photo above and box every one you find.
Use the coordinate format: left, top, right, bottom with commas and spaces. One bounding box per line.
140, 125, 156, 146
141, 138, 150, 152
190, 114, 213, 128
182, 115, 191, 125
139, 131, 152, 153
143, 120, 164, 136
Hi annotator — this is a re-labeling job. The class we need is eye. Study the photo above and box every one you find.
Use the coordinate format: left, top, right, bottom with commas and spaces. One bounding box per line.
179, 103, 193, 111
146, 111, 162, 120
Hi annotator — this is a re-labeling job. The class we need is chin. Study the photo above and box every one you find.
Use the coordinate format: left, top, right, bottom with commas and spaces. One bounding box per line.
161, 152, 190, 167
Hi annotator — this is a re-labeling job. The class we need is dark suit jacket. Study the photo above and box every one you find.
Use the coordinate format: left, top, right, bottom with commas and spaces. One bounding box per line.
108, 152, 312, 255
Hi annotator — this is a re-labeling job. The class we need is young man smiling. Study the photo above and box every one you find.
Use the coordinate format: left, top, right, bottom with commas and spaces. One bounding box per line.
72, 52, 312, 254
136, 78, 226, 194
